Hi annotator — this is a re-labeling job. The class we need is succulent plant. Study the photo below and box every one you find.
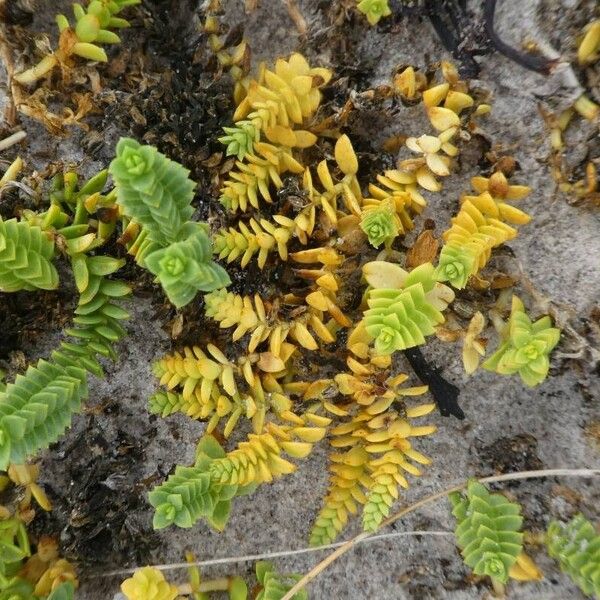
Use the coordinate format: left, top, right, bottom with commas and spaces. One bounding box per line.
0, 218, 59, 292
14, 0, 140, 85
110, 138, 195, 246
450, 480, 524, 585
483, 295, 560, 387
145, 223, 230, 308
547, 513, 600, 597
361, 262, 454, 355
356, 0, 392, 25
120, 567, 178, 600
360, 198, 400, 248
255, 561, 308, 600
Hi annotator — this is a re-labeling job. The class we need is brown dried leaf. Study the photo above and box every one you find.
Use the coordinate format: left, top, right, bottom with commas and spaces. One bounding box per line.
129, 105, 147, 126
171, 314, 184, 339
491, 273, 517, 289
469, 274, 491, 291
202, 152, 223, 168
406, 230, 439, 268
381, 135, 406, 153
17, 90, 93, 134
435, 326, 463, 343
258, 352, 286, 373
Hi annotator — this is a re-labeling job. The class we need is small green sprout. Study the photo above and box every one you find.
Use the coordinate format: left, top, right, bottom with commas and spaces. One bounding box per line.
219, 121, 260, 161
356, 0, 392, 26
360, 198, 400, 248
14, 0, 141, 85
483, 295, 560, 387
435, 242, 476, 289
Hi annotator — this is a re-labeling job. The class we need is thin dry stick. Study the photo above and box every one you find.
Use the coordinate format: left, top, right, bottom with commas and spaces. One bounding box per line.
0, 131, 26, 152
96, 530, 454, 578
283, 0, 308, 35
280, 468, 600, 600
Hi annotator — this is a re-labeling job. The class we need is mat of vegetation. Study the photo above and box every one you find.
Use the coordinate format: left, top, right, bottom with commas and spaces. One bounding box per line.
0, 1, 599, 599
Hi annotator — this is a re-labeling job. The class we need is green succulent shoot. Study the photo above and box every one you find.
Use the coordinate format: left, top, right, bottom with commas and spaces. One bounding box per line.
0, 218, 59, 292
149, 467, 214, 529
64, 0, 141, 61
450, 480, 524, 586
547, 513, 600, 597
110, 138, 195, 246
435, 242, 477, 289
145, 223, 231, 309
360, 198, 399, 248
14, 0, 140, 84
0, 517, 30, 587
255, 561, 308, 600
483, 295, 560, 387
219, 120, 260, 161
149, 435, 255, 531
356, 0, 392, 26
363, 263, 449, 355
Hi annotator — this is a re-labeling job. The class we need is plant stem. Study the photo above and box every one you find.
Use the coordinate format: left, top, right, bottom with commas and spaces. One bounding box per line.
491, 577, 505, 597
0, 131, 26, 153
177, 577, 231, 594
483, 0, 553, 74
13, 54, 59, 85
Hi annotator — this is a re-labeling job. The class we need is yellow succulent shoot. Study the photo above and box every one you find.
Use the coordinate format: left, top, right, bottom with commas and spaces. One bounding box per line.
427, 106, 462, 131
151, 343, 301, 438
578, 19, 600, 65
213, 216, 293, 269
394, 66, 427, 100
306, 135, 363, 224
33, 559, 78, 597
402, 130, 458, 192
7, 463, 52, 511
361, 402, 436, 531
462, 311, 486, 375
470, 170, 531, 225
423, 83, 475, 115
509, 552, 543, 582
356, 0, 392, 26
573, 93, 599, 121
121, 567, 179, 600
0, 157, 24, 186
368, 169, 427, 217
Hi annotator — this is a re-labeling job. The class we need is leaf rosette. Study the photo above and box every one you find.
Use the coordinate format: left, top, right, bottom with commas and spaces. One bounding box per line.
145, 224, 230, 308
483, 296, 560, 387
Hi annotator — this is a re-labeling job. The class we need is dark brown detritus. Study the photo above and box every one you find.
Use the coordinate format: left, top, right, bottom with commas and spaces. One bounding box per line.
0, 0, 34, 27
404, 346, 465, 419
483, 0, 555, 74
